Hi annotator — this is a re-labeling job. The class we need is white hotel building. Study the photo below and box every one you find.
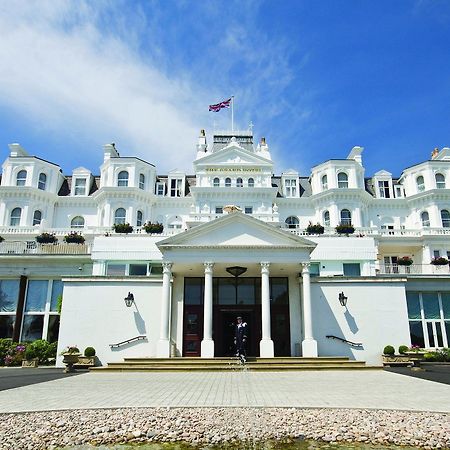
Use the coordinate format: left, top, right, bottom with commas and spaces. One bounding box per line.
0, 130, 449, 366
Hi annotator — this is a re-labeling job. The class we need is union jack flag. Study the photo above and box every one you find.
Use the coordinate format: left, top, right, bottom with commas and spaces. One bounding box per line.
209, 98, 232, 112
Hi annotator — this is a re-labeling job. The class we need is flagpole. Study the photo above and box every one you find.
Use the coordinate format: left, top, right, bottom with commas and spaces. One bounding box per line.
231, 96, 234, 132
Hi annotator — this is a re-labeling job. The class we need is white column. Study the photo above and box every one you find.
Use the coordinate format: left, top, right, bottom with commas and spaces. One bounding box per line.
301, 262, 318, 357
157, 261, 172, 357
260, 262, 274, 357
201, 262, 215, 357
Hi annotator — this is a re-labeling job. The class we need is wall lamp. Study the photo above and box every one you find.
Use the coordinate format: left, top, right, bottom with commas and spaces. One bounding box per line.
338, 291, 348, 307
124, 292, 135, 308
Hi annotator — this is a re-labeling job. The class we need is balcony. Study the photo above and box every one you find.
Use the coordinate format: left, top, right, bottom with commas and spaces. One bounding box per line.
0, 241, 91, 255
378, 263, 450, 276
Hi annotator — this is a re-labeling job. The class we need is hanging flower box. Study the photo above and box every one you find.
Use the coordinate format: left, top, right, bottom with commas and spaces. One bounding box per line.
431, 257, 449, 266
63, 232, 85, 244
36, 232, 57, 244
143, 222, 164, 234
335, 224, 355, 235
113, 223, 133, 234
306, 222, 324, 235
397, 256, 413, 266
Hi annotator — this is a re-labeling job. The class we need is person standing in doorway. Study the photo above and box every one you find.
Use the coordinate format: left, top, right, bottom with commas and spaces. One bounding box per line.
234, 316, 248, 362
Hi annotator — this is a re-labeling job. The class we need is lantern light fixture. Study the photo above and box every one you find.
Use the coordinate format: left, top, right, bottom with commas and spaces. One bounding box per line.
124, 292, 135, 308
338, 291, 348, 307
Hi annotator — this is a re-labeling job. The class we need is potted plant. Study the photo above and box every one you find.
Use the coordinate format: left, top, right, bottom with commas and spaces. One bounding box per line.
397, 256, 413, 266
76, 346, 97, 367
431, 257, 449, 265
36, 232, 57, 244
64, 231, 85, 244
0, 236, 4, 243
60, 345, 81, 373
382, 344, 411, 367
22, 345, 39, 368
143, 222, 164, 234
335, 223, 355, 235
113, 223, 133, 234
306, 222, 324, 235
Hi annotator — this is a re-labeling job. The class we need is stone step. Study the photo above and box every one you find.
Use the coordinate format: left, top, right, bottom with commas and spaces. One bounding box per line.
122, 356, 351, 363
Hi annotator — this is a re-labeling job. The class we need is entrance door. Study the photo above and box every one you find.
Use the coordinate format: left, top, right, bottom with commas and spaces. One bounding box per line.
183, 306, 203, 357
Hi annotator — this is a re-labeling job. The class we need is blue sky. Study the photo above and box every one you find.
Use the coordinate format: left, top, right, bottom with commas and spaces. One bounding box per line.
0, 0, 449, 177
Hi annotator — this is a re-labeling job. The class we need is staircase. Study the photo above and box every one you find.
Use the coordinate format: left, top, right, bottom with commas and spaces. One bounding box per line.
91, 356, 378, 372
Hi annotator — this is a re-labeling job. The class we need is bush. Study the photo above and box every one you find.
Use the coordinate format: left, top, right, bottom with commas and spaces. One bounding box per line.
84, 346, 96, 357
3, 342, 26, 366
143, 222, 164, 234
383, 345, 395, 355
335, 224, 355, 235
306, 222, 324, 235
113, 223, 133, 234
398, 345, 409, 354
423, 348, 450, 362
26, 340, 56, 364
24, 346, 37, 361
64, 232, 85, 244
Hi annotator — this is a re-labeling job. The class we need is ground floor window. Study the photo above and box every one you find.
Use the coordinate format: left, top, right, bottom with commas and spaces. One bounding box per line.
406, 291, 450, 348
0, 280, 20, 338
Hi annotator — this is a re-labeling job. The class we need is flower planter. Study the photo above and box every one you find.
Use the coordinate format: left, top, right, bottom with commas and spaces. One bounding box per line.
62, 353, 81, 373
74, 355, 96, 367
382, 355, 412, 367
22, 358, 39, 368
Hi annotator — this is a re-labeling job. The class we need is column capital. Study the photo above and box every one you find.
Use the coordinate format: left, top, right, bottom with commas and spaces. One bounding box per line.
162, 261, 173, 273
260, 262, 270, 273
301, 262, 310, 274
204, 262, 214, 273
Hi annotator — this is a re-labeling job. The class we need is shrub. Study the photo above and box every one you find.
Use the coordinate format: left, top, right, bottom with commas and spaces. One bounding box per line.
84, 346, 96, 357
4, 343, 26, 366
397, 256, 413, 266
0, 236, 4, 242
113, 223, 133, 234
36, 232, 57, 244
383, 345, 395, 355
61, 345, 80, 355
431, 257, 449, 266
24, 346, 37, 361
26, 340, 56, 364
306, 222, 324, 235
56, 294, 63, 314
335, 224, 355, 235
64, 232, 85, 244
398, 345, 409, 354
143, 222, 164, 234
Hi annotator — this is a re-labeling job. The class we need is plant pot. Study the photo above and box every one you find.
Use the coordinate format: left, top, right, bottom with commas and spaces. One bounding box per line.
22, 358, 39, 368
76, 355, 96, 367
62, 353, 81, 373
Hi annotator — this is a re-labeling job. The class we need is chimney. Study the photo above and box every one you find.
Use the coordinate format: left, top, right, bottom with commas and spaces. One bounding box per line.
103, 143, 119, 161
8, 143, 29, 157
196, 129, 207, 154
431, 147, 439, 159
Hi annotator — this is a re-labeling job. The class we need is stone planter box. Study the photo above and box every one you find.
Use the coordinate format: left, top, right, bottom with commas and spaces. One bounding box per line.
74, 356, 96, 368
382, 355, 412, 367
22, 358, 39, 368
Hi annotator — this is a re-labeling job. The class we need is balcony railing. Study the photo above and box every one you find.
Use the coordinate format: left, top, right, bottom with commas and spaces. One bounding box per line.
0, 241, 91, 255
378, 263, 450, 276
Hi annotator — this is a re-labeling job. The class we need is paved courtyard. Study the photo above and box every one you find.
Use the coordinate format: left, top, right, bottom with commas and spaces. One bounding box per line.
0, 369, 449, 413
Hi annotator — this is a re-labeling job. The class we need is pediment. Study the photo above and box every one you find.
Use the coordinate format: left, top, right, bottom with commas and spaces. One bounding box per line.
195, 145, 272, 168
374, 170, 392, 177
157, 213, 316, 250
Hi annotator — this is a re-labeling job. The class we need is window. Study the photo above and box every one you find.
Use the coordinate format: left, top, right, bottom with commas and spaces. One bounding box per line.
33, 210, 42, 226
248, 178, 254, 187
323, 210, 330, 227
129, 263, 147, 276
421, 211, 430, 227
309, 263, 320, 277
139, 174, 145, 190
436, 173, 446, 189
395, 185, 403, 198
16, 170, 27, 186
213, 177, 220, 187
321, 174, 328, 190
285, 216, 299, 229
433, 250, 441, 259
416, 175, 425, 192
215, 207, 223, 214
343, 263, 361, 276
10, 208, 21, 226
38, 173, 47, 191
74, 178, 86, 196
170, 178, 182, 197
337, 172, 348, 188
236, 177, 243, 187
156, 182, 165, 196
168, 217, 183, 229
0, 280, 20, 339
441, 210, 450, 228
225, 178, 231, 187
244, 207, 253, 214
340, 209, 352, 225
71, 216, 85, 229
114, 208, 126, 224
137, 210, 143, 227
378, 180, 390, 198
106, 264, 126, 276
285, 178, 297, 197
117, 171, 129, 187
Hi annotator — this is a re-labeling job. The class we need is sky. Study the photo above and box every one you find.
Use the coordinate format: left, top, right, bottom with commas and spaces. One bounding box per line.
0, 0, 449, 177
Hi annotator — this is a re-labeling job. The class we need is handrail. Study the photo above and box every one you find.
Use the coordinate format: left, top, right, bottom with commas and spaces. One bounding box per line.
326, 335, 363, 347
109, 335, 147, 348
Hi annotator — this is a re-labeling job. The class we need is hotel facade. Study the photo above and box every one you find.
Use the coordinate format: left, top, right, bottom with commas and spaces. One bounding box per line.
0, 130, 449, 366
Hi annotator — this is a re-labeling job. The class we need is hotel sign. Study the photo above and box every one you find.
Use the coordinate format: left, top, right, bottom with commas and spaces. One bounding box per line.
206, 167, 262, 173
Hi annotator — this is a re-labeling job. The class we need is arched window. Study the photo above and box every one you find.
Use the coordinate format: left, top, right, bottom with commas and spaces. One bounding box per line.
248, 178, 254, 187
136, 210, 143, 227
114, 208, 126, 224
16, 170, 27, 186
139, 174, 145, 190
33, 210, 42, 226
71, 216, 85, 229
117, 171, 129, 187
38, 173, 47, 191
441, 210, 450, 228
225, 177, 231, 187
10, 207, 22, 226
416, 175, 425, 192
421, 211, 430, 227
285, 216, 299, 229
323, 210, 330, 227
236, 177, 243, 187
337, 172, 348, 189
213, 177, 220, 187
321, 174, 328, 190
436, 173, 446, 189
340, 209, 352, 225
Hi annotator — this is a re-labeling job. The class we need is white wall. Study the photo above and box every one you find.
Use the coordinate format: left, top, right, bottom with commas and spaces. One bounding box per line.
57, 278, 163, 367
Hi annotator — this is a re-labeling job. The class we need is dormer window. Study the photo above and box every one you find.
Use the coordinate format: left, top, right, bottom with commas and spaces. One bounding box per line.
337, 172, 348, 189
38, 173, 47, 191
236, 177, 243, 187
225, 178, 231, 187
33, 210, 42, 226
321, 174, 328, 190
156, 182, 165, 196
170, 178, 182, 197
378, 180, 390, 198
16, 170, 27, 186
248, 178, 254, 187
118, 171, 129, 187
421, 211, 430, 227
394, 185, 403, 198
436, 173, 446, 189
139, 174, 145, 190
74, 178, 87, 196
416, 175, 425, 192
213, 177, 220, 187
285, 178, 297, 197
